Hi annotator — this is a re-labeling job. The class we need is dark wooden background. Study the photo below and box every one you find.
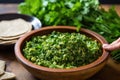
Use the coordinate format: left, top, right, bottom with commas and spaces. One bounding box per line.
0, 0, 120, 4
0, 2, 120, 80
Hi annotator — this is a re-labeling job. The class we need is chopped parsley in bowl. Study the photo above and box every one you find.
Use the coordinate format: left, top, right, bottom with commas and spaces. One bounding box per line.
23, 31, 102, 69
15, 26, 109, 80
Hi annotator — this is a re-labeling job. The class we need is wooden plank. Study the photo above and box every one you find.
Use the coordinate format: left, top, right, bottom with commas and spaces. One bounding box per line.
0, 4, 18, 14
0, 4, 120, 80
101, 5, 120, 15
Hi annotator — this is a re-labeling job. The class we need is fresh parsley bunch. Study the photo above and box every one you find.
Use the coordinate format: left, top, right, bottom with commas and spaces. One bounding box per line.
18, 0, 99, 28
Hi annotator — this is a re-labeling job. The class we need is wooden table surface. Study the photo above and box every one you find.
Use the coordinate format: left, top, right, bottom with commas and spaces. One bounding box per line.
0, 4, 120, 80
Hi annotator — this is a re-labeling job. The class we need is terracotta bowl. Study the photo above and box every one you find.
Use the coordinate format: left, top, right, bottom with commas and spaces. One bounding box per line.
14, 26, 109, 80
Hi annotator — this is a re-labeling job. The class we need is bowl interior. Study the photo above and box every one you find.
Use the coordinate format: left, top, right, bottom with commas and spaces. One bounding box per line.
15, 26, 109, 72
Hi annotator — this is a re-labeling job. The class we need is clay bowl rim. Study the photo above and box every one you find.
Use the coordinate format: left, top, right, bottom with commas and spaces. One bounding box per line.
15, 26, 109, 72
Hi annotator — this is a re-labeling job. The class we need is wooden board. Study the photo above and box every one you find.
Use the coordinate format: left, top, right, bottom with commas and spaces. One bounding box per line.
0, 48, 120, 80
0, 4, 120, 80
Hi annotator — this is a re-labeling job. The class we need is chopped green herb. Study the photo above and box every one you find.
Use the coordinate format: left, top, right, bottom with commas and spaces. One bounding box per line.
23, 31, 102, 69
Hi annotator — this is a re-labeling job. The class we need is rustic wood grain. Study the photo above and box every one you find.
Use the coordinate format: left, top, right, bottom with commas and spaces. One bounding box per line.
0, 4, 120, 80
0, 4, 18, 14
101, 5, 120, 15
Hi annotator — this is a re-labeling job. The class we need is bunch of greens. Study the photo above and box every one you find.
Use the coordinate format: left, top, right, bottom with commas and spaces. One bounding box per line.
18, 0, 99, 28
19, 0, 120, 62
23, 31, 101, 69
82, 7, 120, 62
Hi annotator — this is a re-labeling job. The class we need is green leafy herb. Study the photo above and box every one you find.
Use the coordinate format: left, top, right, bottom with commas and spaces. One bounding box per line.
82, 6, 120, 62
23, 31, 101, 69
18, 0, 99, 28
19, 0, 120, 62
